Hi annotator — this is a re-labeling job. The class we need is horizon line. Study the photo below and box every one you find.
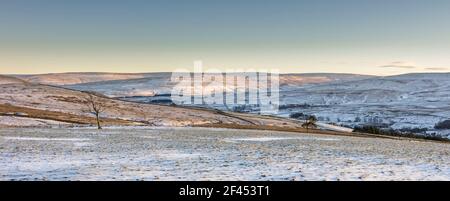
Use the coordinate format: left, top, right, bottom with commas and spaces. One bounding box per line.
3, 71, 450, 77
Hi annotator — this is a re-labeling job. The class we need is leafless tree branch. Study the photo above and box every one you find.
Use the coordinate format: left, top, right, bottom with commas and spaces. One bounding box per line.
83, 92, 106, 129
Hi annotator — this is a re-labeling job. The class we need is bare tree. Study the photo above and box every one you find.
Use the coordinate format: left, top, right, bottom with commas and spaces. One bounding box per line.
302, 115, 317, 133
83, 93, 105, 129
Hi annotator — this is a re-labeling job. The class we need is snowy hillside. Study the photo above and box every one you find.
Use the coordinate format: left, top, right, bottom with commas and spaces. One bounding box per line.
61, 73, 450, 137
0, 75, 26, 85
65, 73, 176, 97
280, 73, 450, 132
0, 75, 303, 128
65, 73, 373, 97
12, 72, 163, 85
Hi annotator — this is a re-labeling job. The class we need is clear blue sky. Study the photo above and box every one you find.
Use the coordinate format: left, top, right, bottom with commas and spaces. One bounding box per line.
1, 0, 450, 75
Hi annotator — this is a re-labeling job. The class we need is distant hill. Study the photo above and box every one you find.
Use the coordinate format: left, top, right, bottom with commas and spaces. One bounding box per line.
12, 72, 168, 85
0, 75, 26, 85
10, 72, 374, 87
63, 72, 374, 97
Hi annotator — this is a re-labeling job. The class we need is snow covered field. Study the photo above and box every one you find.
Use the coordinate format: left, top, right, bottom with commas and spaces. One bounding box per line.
0, 127, 449, 181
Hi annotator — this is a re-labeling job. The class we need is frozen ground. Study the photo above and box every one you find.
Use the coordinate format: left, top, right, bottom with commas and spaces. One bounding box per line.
0, 116, 70, 127
0, 127, 449, 181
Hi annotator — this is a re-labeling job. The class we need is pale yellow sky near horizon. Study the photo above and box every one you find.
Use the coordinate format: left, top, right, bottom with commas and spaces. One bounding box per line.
1, 52, 449, 76
1, 43, 449, 76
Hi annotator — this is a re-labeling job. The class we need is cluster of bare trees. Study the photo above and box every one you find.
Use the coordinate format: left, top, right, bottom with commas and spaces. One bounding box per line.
289, 112, 318, 132
301, 115, 317, 133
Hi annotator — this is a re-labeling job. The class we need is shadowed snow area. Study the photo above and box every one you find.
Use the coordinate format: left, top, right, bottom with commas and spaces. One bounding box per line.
0, 127, 449, 181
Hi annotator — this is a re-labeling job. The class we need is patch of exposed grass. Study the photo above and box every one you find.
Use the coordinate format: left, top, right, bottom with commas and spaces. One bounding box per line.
0, 104, 138, 126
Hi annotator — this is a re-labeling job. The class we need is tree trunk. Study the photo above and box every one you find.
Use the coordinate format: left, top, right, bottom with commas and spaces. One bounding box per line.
96, 113, 102, 129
